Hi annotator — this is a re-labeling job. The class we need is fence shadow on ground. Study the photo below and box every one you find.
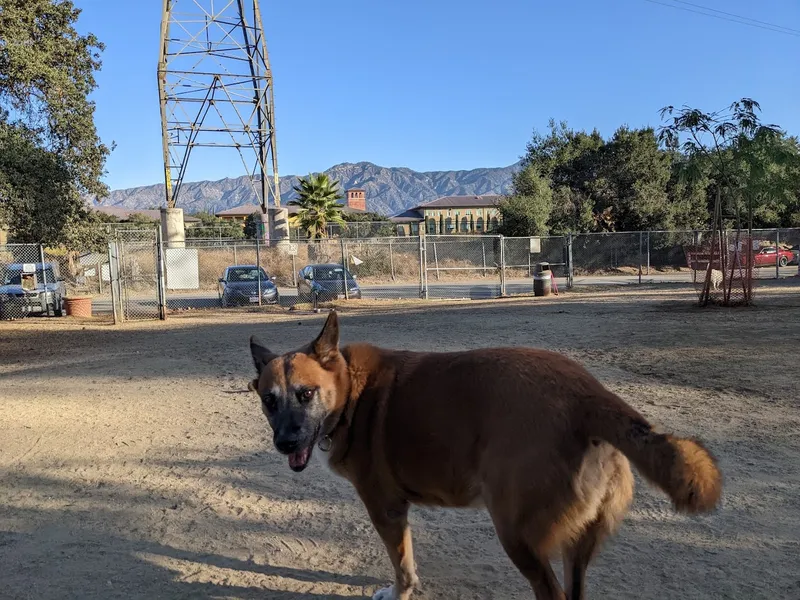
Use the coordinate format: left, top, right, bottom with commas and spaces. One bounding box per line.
2, 291, 798, 390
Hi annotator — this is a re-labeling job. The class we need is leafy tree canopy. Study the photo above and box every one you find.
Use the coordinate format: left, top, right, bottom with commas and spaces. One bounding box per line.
0, 0, 110, 248
512, 100, 799, 233
498, 165, 553, 237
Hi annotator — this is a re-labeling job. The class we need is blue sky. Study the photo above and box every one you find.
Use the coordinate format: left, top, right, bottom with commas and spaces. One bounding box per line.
73, 0, 799, 191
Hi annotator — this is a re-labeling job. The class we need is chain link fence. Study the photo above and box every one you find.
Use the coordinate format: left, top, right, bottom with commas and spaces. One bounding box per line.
0, 244, 65, 320
422, 235, 500, 299
3, 227, 798, 320
110, 228, 163, 321
164, 239, 263, 312
1, 242, 111, 320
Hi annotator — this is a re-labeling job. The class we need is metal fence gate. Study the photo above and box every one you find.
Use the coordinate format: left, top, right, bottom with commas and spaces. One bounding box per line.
108, 228, 165, 322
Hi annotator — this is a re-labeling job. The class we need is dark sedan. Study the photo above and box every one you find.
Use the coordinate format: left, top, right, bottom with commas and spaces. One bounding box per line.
297, 264, 362, 302
218, 265, 279, 307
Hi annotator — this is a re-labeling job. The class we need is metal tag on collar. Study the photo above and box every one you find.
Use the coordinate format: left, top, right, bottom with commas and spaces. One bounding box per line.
318, 435, 332, 452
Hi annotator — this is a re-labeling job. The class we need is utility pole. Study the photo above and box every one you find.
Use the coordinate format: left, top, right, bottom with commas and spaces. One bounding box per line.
157, 0, 283, 243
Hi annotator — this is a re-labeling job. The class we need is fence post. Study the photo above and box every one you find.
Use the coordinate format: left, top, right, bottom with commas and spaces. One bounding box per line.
638, 231, 643, 285
117, 236, 128, 323
528, 239, 532, 277
156, 225, 167, 320
481, 241, 487, 277
256, 236, 262, 306
291, 253, 297, 287
646, 231, 651, 275
107, 242, 117, 325
107, 240, 120, 325
233, 243, 238, 265
776, 229, 780, 279
418, 235, 425, 298
433, 242, 440, 280
567, 232, 574, 290
340, 237, 349, 300
38, 245, 51, 316
389, 238, 396, 281
499, 235, 506, 297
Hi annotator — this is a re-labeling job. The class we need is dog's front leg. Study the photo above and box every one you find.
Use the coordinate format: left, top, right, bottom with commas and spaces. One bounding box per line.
362, 498, 419, 600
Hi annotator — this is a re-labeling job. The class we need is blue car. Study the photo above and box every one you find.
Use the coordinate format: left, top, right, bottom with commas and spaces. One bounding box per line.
218, 265, 279, 307
0, 262, 66, 319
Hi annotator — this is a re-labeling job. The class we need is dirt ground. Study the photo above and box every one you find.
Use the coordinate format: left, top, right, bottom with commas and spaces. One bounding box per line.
1, 285, 799, 599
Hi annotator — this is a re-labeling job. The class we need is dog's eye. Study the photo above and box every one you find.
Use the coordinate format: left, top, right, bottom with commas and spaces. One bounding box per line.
262, 393, 278, 411
298, 388, 315, 404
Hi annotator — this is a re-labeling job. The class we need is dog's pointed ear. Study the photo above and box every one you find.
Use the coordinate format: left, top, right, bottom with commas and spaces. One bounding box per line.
312, 310, 340, 365
250, 335, 277, 375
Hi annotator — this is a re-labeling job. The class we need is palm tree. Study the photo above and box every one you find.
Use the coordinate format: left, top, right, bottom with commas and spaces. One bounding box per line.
288, 173, 346, 240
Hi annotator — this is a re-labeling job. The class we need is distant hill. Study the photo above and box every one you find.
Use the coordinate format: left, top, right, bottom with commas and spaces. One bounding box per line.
97, 161, 521, 216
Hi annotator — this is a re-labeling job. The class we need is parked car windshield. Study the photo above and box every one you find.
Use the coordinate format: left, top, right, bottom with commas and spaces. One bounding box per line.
3, 267, 57, 285
312, 266, 353, 281
227, 267, 269, 282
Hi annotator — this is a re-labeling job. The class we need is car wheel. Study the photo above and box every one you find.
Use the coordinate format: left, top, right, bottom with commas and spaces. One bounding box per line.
779, 256, 788, 267
53, 298, 64, 317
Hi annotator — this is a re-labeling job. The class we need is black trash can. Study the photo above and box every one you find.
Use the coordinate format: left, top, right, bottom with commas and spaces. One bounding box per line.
533, 262, 552, 297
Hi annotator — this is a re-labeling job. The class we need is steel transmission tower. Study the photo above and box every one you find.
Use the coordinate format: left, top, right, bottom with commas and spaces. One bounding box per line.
157, 0, 282, 240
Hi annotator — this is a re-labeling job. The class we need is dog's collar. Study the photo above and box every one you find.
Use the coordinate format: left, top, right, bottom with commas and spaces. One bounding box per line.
317, 407, 347, 452
317, 353, 357, 454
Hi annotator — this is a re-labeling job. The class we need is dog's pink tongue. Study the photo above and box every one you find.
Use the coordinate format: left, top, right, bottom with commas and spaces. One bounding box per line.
288, 447, 310, 470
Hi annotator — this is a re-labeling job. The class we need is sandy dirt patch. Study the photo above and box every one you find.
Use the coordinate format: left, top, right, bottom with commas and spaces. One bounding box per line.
1, 286, 798, 599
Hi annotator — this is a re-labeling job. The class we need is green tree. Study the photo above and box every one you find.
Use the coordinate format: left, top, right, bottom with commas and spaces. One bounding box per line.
125, 212, 159, 227
521, 120, 605, 232
592, 127, 674, 231
498, 165, 553, 236
341, 210, 395, 237
288, 173, 345, 240
186, 211, 245, 239
0, 0, 111, 247
732, 131, 800, 228
243, 211, 262, 239
549, 186, 595, 234
658, 98, 784, 230
665, 155, 711, 230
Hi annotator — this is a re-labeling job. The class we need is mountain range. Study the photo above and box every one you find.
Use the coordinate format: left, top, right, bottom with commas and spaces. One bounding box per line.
97, 161, 521, 216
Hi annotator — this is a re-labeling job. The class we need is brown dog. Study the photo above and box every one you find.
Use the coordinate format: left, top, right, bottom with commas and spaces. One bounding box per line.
248, 311, 722, 600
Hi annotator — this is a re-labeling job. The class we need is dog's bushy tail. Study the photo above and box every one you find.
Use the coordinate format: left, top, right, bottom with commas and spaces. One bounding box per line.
584, 394, 722, 514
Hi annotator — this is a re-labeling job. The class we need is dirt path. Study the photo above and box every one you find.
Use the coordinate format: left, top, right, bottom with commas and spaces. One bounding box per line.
1, 287, 798, 599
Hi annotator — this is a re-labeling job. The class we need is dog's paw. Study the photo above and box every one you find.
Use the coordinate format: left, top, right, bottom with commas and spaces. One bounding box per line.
372, 585, 397, 600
